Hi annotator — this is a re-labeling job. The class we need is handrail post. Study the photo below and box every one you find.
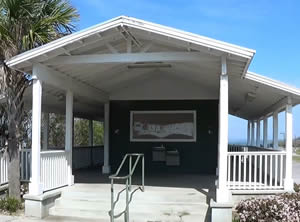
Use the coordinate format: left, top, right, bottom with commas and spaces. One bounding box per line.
129, 156, 132, 191
142, 155, 144, 191
125, 178, 129, 222
111, 179, 114, 222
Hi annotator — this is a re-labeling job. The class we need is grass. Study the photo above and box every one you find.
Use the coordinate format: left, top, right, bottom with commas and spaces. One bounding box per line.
293, 156, 300, 163
296, 149, 300, 155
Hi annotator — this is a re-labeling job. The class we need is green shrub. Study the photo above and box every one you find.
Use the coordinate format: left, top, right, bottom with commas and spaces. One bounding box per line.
0, 197, 22, 214
294, 183, 300, 192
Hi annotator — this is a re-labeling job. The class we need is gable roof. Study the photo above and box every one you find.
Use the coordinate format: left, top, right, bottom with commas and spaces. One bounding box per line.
6, 15, 255, 74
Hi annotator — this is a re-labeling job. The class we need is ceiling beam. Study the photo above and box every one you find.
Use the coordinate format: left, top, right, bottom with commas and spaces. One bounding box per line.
46, 52, 219, 65
32, 63, 109, 102
252, 96, 289, 120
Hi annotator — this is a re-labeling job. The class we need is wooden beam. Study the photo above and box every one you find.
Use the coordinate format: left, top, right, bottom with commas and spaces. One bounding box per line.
32, 63, 109, 102
46, 52, 219, 65
252, 96, 290, 120
105, 43, 119, 54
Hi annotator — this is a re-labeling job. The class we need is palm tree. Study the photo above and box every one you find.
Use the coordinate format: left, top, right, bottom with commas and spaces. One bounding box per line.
0, 0, 78, 199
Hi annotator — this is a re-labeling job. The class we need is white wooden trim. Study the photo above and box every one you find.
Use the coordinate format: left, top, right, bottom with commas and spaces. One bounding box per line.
45, 52, 218, 65
6, 16, 255, 69
246, 72, 300, 97
130, 110, 197, 142
29, 76, 43, 195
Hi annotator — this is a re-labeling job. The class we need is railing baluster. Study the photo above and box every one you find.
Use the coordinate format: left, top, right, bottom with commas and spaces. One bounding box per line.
238, 155, 241, 189
275, 154, 278, 188
254, 154, 257, 190
233, 155, 236, 188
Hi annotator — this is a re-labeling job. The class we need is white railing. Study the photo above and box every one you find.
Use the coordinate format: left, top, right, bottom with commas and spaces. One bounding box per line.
0, 153, 8, 185
228, 144, 279, 152
227, 151, 286, 190
20, 149, 31, 181
41, 151, 69, 192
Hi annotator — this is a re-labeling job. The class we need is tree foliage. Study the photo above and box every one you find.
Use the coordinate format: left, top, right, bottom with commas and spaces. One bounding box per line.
0, 0, 78, 199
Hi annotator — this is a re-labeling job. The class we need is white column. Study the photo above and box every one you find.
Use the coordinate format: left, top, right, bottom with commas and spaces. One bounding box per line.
42, 112, 49, 150
256, 120, 260, 147
102, 102, 111, 174
273, 111, 278, 149
65, 90, 74, 186
263, 117, 268, 148
251, 120, 255, 146
216, 55, 230, 203
89, 120, 93, 146
29, 77, 43, 195
284, 98, 294, 191
247, 120, 251, 146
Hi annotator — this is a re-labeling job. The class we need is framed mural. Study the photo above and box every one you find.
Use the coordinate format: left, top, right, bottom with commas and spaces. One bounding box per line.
130, 110, 197, 142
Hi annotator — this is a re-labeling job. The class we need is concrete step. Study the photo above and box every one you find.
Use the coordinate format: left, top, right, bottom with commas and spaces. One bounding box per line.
54, 197, 209, 214
60, 188, 209, 203
49, 207, 210, 222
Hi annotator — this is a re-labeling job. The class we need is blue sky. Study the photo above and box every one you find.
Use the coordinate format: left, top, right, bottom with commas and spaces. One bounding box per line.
71, 0, 300, 143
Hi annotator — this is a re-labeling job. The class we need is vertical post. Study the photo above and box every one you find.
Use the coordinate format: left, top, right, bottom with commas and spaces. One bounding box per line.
247, 120, 251, 146
88, 119, 93, 146
65, 90, 74, 186
273, 111, 279, 149
263, 117, 268, 148
102, 102, 111, 174
216, 55, 230, 203
29, 75, 43, 195
42, 112, 49, 150
284, 97, 294, 191
256, 120, 260, 147
251, 120, 255, 146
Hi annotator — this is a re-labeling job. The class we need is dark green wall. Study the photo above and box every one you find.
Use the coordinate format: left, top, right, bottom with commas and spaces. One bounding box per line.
109, 100, 218, 174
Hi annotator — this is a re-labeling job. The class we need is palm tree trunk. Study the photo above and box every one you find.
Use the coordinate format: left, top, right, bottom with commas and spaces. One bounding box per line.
7, 121, 20, 200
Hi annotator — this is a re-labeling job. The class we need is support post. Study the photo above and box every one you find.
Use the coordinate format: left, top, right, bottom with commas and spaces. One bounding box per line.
102, 102, 111, 174
263, 117, 268, 148
247, 120, 251, 146
65, 90, 74, 186
251, 120, 255, 146
284, 98, 294, 191
216, 55, 230, 203
29, 77, 43, 195
89, 119, 93, 146
42, 113, 49, 150
273, 111, 278, 149
256, 120, 260, 147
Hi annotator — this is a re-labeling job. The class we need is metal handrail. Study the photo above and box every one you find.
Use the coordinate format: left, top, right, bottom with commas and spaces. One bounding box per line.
108, 153, 145, 222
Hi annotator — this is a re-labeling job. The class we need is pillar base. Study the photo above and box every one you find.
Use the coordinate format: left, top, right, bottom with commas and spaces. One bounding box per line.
216, 187, 232, 203
24, 189, 61, 218
68, 175, 74, 186
29, 183, 43, 196
284, 178, 294, 192
102, 165, 111, 174
210, 199, 233, 222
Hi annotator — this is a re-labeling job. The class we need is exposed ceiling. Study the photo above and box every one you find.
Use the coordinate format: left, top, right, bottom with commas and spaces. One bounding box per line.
7, 16, 300, 120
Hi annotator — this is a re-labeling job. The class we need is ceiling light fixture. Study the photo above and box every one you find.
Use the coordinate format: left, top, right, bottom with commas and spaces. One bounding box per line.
127, 63, 172, 69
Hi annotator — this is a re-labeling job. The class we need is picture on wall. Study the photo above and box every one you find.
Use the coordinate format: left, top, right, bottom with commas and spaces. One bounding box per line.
130, 110, 197, 142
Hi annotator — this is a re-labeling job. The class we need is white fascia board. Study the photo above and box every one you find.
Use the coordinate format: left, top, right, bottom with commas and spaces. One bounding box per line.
6, 16, 255, 70
121, 16, 256, 59
245, 71, 300, 97
5, 16, 125, 68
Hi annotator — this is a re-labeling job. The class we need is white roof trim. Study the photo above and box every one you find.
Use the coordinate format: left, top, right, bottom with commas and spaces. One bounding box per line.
6, 16, 255, 69
245, 71, 300, 97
